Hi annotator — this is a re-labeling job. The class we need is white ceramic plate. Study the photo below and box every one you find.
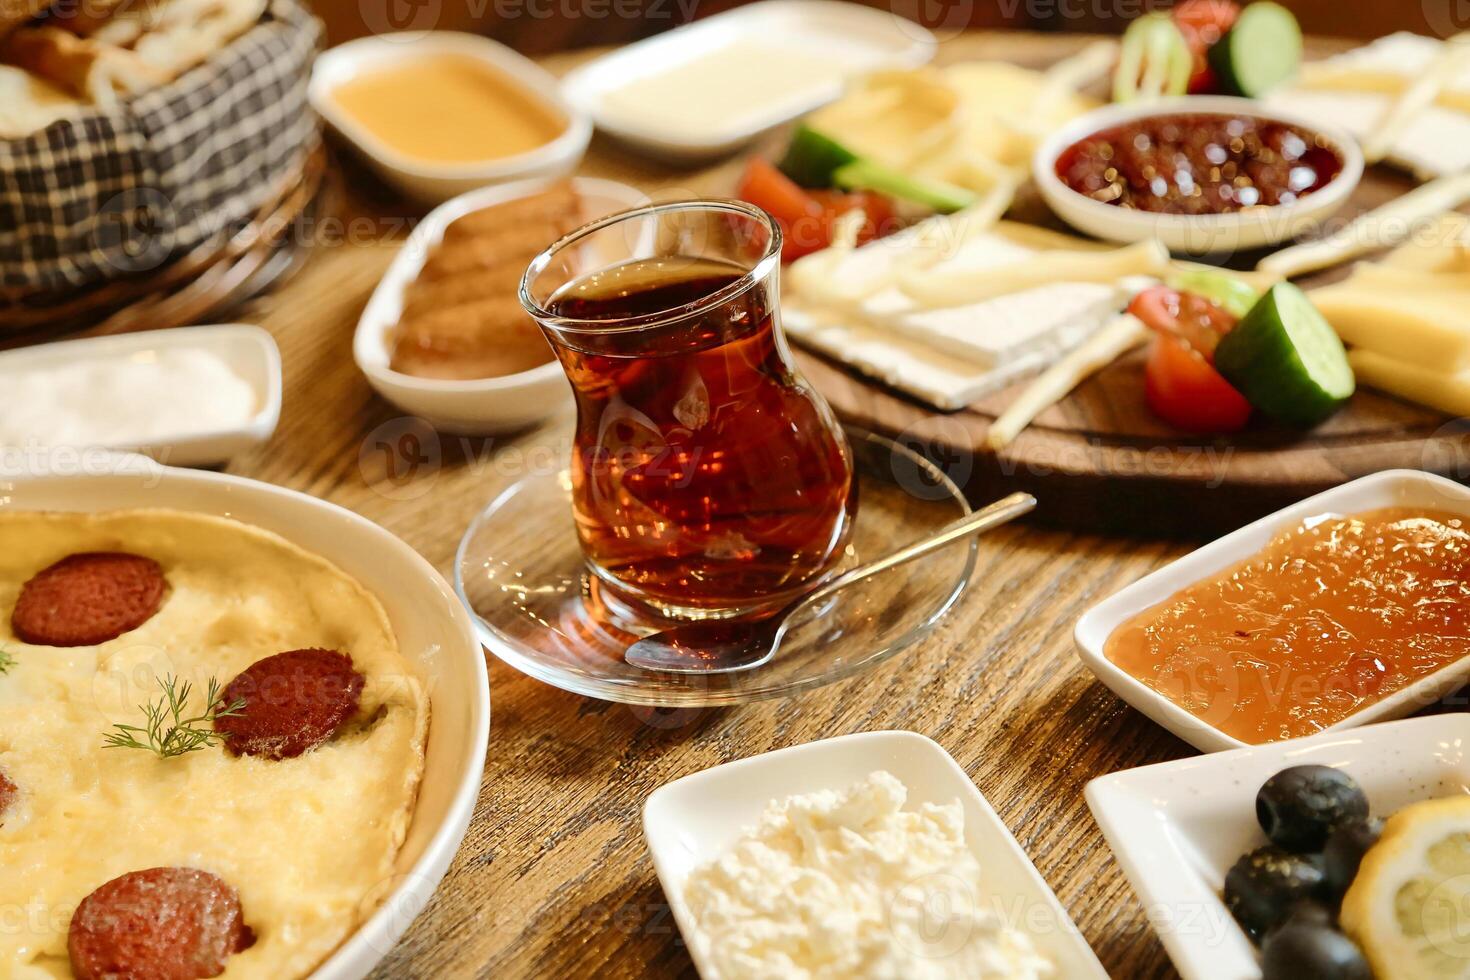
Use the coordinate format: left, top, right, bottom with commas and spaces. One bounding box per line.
1076, 469, 1470, 753
643, 730, 1106, 978
0, 325, 280, 468
355, 175, 648, 434
1086, 713, 1470, 980
1032, 96, 1363, 254
0, 461, 489, 980
311, 32, 591, 203
562, 0, 934, 163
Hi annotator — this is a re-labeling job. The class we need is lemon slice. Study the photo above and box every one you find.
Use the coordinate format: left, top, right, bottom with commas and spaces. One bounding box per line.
1341, 795, 1470, 978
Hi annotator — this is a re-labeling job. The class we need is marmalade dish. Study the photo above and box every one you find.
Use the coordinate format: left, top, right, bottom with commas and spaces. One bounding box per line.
1105, 507, 1470, 744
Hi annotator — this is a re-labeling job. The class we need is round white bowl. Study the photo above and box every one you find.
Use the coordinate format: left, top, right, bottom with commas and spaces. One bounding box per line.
0, 458, 489, 980
355, 176, 649, 435
1032, 95, 1364, 255
311, 32, 591, 204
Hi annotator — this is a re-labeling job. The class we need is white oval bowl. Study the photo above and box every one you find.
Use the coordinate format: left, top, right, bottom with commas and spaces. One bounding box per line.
0, 459, 489, 980
355, 175, 649, 435
1033, 95, 1364, 254
311, 32, 591, 204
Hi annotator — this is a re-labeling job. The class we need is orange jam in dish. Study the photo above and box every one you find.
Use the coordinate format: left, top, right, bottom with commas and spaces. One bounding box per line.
1105, 507, 1470, 745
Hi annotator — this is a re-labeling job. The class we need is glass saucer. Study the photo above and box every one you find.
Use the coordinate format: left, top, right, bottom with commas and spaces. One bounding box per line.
454, 427, 976, 706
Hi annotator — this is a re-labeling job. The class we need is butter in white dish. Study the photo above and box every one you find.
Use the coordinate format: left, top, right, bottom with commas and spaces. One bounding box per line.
0, 347, 256, 450
596, 36, 877, 144
682, 770, 1052, 979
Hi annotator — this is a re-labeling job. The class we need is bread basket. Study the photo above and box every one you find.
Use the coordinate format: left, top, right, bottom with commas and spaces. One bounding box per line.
0, 0, 321, 322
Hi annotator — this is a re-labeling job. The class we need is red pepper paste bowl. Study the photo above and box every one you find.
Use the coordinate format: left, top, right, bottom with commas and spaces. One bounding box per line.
1032, 95, 1362, 255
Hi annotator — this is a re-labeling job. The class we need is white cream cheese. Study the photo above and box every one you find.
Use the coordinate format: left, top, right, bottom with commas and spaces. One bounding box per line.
0, 347, 257, 450
682, 771, 1053, 980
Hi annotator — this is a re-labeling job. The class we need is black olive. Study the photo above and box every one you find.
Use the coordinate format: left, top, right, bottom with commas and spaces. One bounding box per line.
1262, 920, 1371, 980
1256, 765, 1370, 852
1224, 846, 1328, 943
1277, 900, 1335, 931
1322, 817, 1383, 901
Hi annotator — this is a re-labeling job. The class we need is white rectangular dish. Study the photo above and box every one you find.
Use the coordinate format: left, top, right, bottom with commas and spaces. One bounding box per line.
642, 730, 1106, 978
562, 0, 935, 163
0, 325, 281, 469
311, 32, 591, 203
354, 175, 647, 434
1075, 469, 1470, 753
1086, 713, 1470, 980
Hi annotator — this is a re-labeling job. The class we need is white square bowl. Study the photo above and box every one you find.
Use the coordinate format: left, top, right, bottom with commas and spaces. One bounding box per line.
1075, 469, 1470, 753
1085, 713, 1470, 980
0, 325, 281, 468
642, 730, 1105, 978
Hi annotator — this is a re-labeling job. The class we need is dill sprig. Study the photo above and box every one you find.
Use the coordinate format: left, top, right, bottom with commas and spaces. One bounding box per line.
101, 674, 245, 759
0, 646, 13, 674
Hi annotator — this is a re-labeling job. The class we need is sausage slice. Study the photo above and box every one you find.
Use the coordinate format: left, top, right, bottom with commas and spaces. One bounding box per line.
11, 552, 165, 647
68, 867, 254, 980
0, 768, 14, 821
214, 649, 364, 760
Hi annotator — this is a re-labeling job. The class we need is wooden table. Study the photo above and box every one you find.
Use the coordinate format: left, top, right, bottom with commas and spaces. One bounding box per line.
229, 31, 1359, 979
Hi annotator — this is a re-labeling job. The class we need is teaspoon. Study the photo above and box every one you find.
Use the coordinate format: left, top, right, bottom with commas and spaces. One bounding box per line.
624, 491, 1037, 674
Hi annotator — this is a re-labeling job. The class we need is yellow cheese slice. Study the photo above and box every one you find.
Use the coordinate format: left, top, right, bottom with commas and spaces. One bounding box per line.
1339, 263, 1470, 292
1311, 287, 1470, 370
1381, 210, 1470, 272
1350, 348, 1470, 415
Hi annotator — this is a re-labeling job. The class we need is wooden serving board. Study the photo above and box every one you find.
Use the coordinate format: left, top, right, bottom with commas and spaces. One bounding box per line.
794, 171, 1470, 538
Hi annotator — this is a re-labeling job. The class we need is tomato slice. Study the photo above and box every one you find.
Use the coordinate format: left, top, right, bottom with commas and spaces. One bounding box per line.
736, 158, 822, 261
1128, 285, 1238, 356
1145, 334, 1253, 433
809, 189, 898, 250
1129, 284, 1251, 433
1172, 0, 1241, 93
736, 159, 899, 261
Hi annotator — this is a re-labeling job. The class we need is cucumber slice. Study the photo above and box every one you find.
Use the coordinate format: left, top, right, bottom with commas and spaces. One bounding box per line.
832, 161, 976, 214
1214, 282, 1354, 426
1114, 13, 1191, 102
1209, 2, 1302, 97
1167, 268, 1259, 318
778, 125, 859, 188
779, 124, 978, 213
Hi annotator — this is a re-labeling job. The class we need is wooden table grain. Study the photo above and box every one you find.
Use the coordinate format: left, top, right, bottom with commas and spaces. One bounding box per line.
226, 31, 1356, 980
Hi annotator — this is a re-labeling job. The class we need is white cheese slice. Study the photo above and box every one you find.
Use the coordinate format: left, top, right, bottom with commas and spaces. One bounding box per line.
886, 282, 1122, 366
1351, 348, 1470, 415
783, 299, 1006, 410
1264, 89, 1470, 179
1311, 32, 1470, 89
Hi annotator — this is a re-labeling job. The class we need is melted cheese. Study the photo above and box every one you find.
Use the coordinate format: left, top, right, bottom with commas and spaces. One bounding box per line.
0, 510, 428, 979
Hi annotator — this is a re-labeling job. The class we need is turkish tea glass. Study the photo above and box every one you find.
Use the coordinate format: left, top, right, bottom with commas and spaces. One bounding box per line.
520, 200, 855, 622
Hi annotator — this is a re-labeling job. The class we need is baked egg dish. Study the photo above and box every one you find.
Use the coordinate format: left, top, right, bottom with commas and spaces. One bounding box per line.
0, 509, 429, 979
